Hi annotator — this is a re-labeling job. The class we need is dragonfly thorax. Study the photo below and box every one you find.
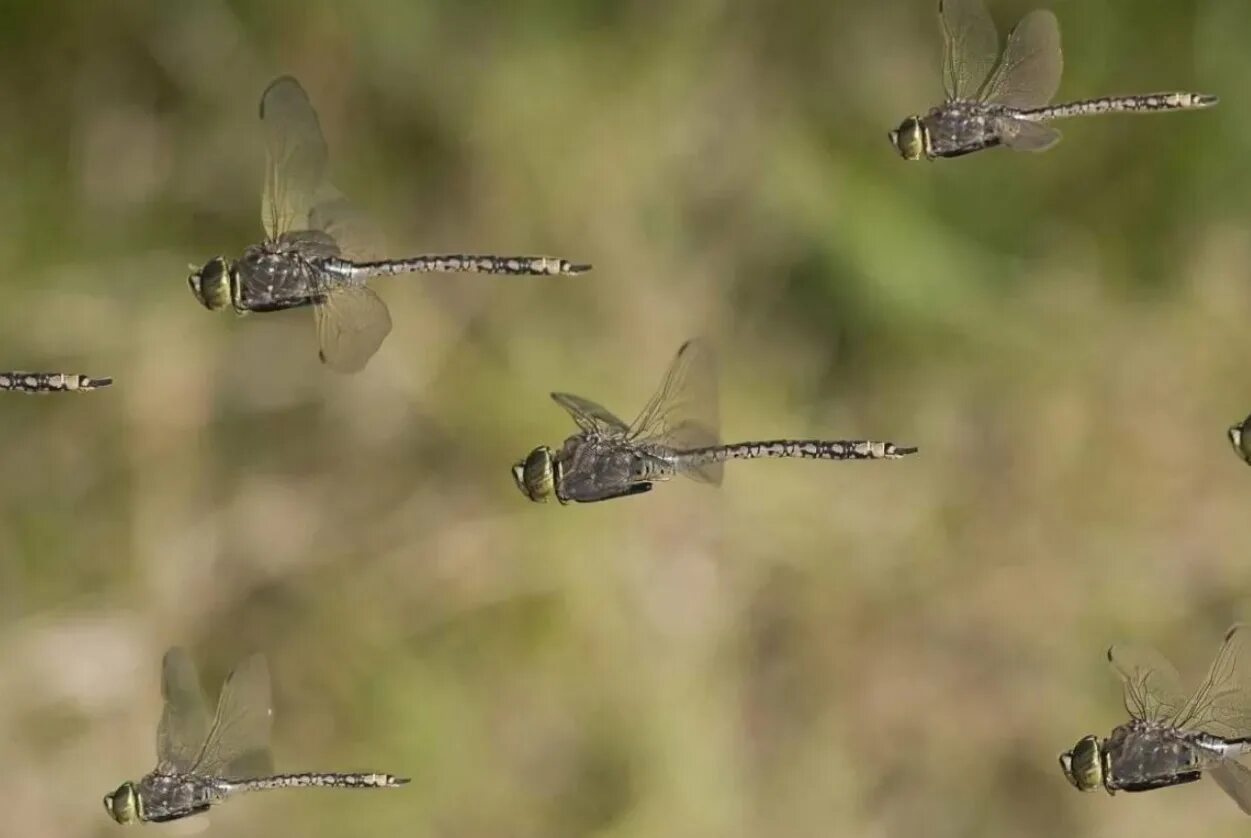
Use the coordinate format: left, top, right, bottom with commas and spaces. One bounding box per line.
889, 115, 930, 160
1060, 735, 1106, 793
187, 256, 235, 311
103, 781, 141, 825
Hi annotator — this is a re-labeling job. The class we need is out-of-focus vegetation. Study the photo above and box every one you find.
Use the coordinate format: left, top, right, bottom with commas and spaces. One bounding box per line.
1, 0, 1250, 835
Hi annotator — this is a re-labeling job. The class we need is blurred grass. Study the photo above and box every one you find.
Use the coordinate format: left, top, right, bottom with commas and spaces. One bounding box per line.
1, 0, 1250, 836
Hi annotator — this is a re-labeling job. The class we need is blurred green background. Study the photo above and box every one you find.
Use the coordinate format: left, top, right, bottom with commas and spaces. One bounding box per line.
1, 0, 1249, 835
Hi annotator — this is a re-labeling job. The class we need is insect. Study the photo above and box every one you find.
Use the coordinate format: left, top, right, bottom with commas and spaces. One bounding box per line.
0, 371, 111, 392
889, 0, 1217, 160
1060, 625, 1251, 814
1228, 413, 1251, 466
103, 648, 408, 825
512, 339, 917, 504
188, 76, 590, 372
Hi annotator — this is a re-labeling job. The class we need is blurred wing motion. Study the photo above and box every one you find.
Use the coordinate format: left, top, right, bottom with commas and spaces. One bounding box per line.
628, 339, 723, 484
551, 392, 631, 436
938, 0, 999, 101
1171, 625, 1251, 739
1211, 761, 1251, 816
996, 117, 1062, 152
314, 287, 394, 374
260, 76, 330, 241
189, 654, 275, 780
1107, 642, 1188, 724
156, 648, 213, 775
978, 9, 1062, 108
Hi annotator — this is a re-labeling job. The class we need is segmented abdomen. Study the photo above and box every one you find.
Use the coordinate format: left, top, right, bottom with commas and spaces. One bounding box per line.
0, 372, 112, 393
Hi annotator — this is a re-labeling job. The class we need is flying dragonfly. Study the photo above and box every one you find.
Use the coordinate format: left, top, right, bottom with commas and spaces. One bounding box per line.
103, 648, 408, 825
889, 0, 1218, 160
1228, 413, 1251, 466
188, 76, 590, 372
0, 371, 111, 393
512, 339, 917, 504
1060, 625, 1251, 815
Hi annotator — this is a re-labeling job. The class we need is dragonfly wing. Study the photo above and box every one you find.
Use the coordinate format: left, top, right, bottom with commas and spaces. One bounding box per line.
978, 10, 1062, 108
314, 286, 393, 374
996, 116, 1062, 152
189, 653, 274, 780
155, 648, 213, 775
308, 185, 389, 262
260, 76, 330, 241
1107, 642, 1187, 724
1210, 760, 1251, 815
550, 393, 630, 436
1174, 625, 1251, 739
627, 339, 722, 485
938, 0, 1000, 101
625, 340, 725, 485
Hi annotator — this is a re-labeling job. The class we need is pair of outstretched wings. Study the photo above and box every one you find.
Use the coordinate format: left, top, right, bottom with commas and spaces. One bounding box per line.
260, 76, 392, 373
549, 339, 724, 484
1108, 624, 1251, 813
155, 648, 274, 781
938, 0, 1064, 152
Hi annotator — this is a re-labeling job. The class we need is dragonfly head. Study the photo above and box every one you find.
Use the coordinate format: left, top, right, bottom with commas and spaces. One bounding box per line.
889, 116, 930, 161
1059, 735, 1104, 792
1229, 415, 1251, 465
512, 446, 557, 502
188, 257, 234, 311
103, 781, 140, 824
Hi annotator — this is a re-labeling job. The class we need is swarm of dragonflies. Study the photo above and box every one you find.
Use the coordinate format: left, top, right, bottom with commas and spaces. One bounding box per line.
0, 371, 111, 393
512, 339, 917, 504
187, 76, 591, 373
889, 0, 1217, 161
1060, 625, 1251, 814
103, 648, 407, 825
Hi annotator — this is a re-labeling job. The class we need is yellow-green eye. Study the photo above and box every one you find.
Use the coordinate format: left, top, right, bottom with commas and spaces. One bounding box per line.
188, 257, 232, 311
1059, 736, 1104, 792
1229, 415, 1251, 465
513, 447, 555, 502
103, 782, 140, 824
890, 116, 929, 161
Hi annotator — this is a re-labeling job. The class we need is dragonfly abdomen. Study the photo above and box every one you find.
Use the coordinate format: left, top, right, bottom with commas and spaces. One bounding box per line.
0, 372, 112, 393
352, 254, 590, 278
680, 439, 918, 465
1025, 93, 1218, 121
235, 772, 410, 792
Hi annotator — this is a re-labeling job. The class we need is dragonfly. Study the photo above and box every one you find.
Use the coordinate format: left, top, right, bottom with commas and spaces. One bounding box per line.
889, 0, 1218, 160
512, 339, 918, 504
1060, 624, 1251, 815
103, 647, 408, 825
1228, 413, 1251, 466
188, 76, 591, 373
0, 371, 111, 393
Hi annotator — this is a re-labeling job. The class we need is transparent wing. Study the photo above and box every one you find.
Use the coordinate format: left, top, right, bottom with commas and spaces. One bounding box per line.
628, 339, 722, 484
308, 186, 389, 262
978, 10, 1062, 108
1107, 642, 1188, 724
1172, 625, 1251, 739
189, 653, 274, 780
995, 116, 1062, 152
938, 0, 1000, 100
260, 76, 330, 241
550, 393, 631, 437
314, 286, 393, 374
1210, 760, 1251, 816
155, 648, 212, 775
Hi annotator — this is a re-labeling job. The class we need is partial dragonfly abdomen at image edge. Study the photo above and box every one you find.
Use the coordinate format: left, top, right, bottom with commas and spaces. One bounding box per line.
0, 371, 112, 393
